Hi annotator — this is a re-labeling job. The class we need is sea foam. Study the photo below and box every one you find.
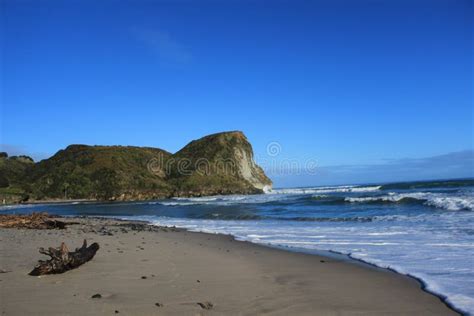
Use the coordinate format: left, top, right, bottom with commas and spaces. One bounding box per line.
345, 192, 474, 211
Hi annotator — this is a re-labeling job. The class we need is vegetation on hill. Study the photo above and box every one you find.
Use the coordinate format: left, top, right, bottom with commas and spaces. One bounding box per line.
0, 132, 272, 203
0, 153, 35, 203
28, 145, 173, 201
169, 131, 271, 195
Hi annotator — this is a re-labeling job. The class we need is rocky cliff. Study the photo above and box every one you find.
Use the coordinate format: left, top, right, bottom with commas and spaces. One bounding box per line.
0, 131, 272, 202
169, 131, 272, 196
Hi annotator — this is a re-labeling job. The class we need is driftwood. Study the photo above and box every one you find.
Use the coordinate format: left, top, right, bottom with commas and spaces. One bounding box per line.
0, 212, 67, 229
197, 301, 214, 310
29, 240, 99, 276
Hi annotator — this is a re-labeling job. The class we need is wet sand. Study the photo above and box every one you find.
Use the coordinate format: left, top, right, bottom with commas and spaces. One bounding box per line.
0, 217, 458, 315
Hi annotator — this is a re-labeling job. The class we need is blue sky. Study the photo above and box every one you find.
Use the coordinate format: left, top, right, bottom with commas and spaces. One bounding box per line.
1, 0, 473, 186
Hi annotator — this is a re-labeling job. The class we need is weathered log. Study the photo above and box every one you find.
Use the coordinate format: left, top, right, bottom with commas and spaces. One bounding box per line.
29, 239, 99, 276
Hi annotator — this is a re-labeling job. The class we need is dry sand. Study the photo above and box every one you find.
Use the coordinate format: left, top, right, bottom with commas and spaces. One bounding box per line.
0, 217, 458, 315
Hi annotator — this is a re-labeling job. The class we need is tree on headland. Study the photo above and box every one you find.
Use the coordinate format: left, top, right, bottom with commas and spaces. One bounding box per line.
0, 173, 9, 188
92, 168, 120, 200
62, 182, 70, 199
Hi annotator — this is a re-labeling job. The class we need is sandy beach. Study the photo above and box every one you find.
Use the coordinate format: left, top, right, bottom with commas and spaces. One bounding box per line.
0, 217, 458, 315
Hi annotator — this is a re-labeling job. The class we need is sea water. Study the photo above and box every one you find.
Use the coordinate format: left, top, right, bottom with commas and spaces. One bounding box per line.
2, 179, 473, 314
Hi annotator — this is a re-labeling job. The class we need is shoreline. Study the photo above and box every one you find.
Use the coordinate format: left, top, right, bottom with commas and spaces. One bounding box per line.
260, 242, 465, 315
113, 216, 468, 315
197, 232, 464, 316
331, 250, 464, 315
341, 252, 465, 315
0, 216, 460, 315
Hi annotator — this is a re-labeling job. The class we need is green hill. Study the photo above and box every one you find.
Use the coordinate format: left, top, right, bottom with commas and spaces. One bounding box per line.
169, 131, 271, 196
29, 145, 173, 201
0, 131, 272, 203
0, 153, 35, 203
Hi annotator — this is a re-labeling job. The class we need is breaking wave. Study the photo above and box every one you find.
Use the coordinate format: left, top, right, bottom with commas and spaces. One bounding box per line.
154, 188, 474, 212
270, 185, 381, 194
345, 192, 474, 211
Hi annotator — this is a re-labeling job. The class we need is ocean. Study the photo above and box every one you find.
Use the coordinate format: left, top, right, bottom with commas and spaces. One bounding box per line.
2, 179, 473, 315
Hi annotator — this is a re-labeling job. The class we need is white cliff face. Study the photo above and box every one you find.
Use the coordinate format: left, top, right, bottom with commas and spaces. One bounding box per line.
234, 147, 272, 191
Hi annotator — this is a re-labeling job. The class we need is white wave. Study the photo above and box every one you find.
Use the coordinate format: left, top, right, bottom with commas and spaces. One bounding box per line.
157, 196, 224, 206
346, 192, 474, 211
366, 232, 407, 236
425, 196, 474, 212
156, 193, 286, 206
158, 201, 195, 206
163, 184, 371, 206
263, 185, 272, 193
269, 185, 381, 194
174, 197, 219, 202
350, 186, 382, 192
